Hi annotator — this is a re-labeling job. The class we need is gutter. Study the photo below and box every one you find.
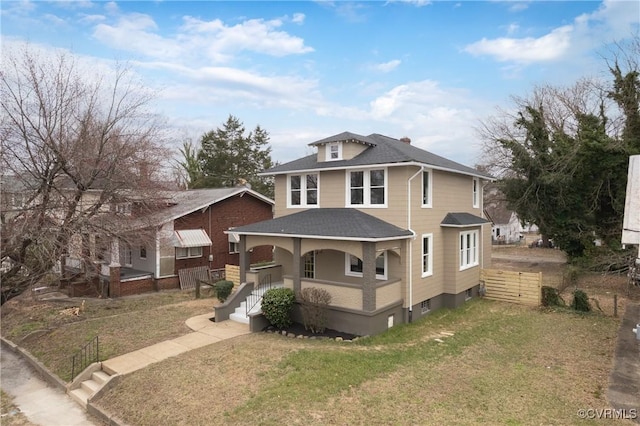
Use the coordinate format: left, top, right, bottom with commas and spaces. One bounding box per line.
407, 165, 425, 323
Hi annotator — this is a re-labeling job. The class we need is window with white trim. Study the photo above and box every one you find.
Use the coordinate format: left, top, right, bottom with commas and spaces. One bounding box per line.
459, 230, 479, 270
140, 246, 147, 260
421, 299, 431, 313
289, 173, 318, 207
229, 242, 239, 254
347, 169, 386, 207
422, 233, 433, 277
303, 251, 316, 279
176, 246, 203, 259
422, 170, 432, 207
465, 288, 473, 300
472, 177, 479, 208
326, 142, 342, 161
345, 252, 387, 280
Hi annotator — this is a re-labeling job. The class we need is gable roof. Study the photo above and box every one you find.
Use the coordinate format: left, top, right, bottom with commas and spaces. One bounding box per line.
484, 203, 516, 225
130, 187, 273, 229
262, 132, 493, 179
229, 208, 414, 242
440, 212, 490, 227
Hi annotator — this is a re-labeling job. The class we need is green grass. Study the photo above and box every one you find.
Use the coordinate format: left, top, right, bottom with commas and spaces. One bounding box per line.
93, 299, 628, 425
1, 291, 215, 381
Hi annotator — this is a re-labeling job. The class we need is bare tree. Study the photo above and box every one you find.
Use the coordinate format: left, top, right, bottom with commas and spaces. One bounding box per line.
1, 44, 170, 302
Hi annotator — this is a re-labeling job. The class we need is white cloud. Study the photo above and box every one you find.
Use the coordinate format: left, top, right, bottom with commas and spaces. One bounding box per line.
292, 13, 305, 24
464, 25, 573, 63
373, 59, 401, 73
78, 14, 106, 25
464, 0, 639, 65
43, 13, 67, 27
92, 12, 313, 64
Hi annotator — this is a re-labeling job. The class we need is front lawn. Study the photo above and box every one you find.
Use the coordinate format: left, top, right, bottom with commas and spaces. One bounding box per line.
93, 299, 629, 425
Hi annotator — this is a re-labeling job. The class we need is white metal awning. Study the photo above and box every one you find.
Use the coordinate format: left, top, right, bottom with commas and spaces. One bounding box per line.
173, 229, 212, 248
228, 232, 240, 243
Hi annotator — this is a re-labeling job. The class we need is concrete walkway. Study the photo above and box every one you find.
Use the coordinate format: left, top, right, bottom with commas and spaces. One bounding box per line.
607, 302, 640, 423
1, 347, 98, 426
101, 314, 250, 375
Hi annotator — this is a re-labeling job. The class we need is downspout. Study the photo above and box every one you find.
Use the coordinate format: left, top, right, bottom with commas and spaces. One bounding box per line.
407, 166, 424, 323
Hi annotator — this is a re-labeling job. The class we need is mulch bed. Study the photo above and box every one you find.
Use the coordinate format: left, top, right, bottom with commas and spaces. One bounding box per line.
263, 322, 359, 341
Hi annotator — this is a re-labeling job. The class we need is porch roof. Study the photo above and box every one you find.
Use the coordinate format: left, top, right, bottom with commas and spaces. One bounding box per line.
228, 208, 413, 242
440, 212, 490, 227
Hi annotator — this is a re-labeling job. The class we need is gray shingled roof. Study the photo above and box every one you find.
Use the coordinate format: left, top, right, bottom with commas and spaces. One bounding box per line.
230, 208, 414, 241
262, 132, 492, 179
441, 212, 490, 227
129, 187, 273, 228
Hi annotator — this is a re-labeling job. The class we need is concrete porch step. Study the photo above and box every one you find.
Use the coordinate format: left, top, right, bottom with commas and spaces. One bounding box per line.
68, 367, 115, 409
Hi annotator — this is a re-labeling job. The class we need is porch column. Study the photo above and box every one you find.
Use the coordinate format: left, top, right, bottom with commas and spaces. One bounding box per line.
239, 236, 247, 284
293, 237, 302, 294
362, 241, 376, 311
109, 239, 121, 298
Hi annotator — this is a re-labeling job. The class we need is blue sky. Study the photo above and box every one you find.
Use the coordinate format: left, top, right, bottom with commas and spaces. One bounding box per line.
2, 1, 639, 168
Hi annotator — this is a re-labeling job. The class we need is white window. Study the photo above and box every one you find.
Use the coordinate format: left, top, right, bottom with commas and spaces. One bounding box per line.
140, 246, 147, 260
422, 170, 432, 207
345, 252, 387, 280
459, 230, 479, 270
176, 246, 203, 259
472, 177, 479, 208
229, 242, 239, 254
347, 169, 386, 207
288, 174, 318, 207
326, 142, 342, 161
466, 288, 473, 300
421, 299, 431, 313
303, 251, 316, 279
422, 233, 433, 277
124, 245, 132, 266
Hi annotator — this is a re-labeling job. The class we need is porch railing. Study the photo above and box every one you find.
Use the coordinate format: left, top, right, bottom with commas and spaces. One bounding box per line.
246, 274, 272, 316
70, 335, 99, 381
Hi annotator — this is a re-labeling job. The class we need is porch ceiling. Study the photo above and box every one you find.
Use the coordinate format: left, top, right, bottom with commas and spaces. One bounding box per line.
230, 208, 413, 242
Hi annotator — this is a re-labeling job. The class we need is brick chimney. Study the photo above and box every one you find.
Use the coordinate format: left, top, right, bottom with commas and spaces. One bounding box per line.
400, 137, 411, 144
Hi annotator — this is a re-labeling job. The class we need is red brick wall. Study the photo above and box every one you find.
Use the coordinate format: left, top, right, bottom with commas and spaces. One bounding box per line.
173, 193, 273, 273
120, 278, 155, 297
156, 276, 180, 290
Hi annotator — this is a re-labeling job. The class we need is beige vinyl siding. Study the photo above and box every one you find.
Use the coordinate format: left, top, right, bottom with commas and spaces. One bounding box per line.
342, 142, 368, 159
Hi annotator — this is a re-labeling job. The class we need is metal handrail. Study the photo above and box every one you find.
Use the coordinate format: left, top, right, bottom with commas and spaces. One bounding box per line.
70, 336, 99, 381
246, 274, 272, 316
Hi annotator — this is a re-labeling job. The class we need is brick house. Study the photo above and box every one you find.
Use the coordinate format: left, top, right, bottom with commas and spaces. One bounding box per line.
65, 187, 274, 297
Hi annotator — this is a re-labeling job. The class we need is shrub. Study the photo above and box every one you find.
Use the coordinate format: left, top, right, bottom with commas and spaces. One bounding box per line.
298, 287, 332, 333
541, 286, 565, 307
570, 289, 591, 312
261, 287, 295, 329
214, 280, 234, 303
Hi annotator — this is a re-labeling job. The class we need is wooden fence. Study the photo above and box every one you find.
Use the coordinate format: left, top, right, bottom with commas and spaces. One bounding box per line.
480, 269, 542, 306
225, 264, 240, 288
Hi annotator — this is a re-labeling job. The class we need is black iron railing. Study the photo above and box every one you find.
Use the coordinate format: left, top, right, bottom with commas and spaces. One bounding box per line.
70, 336, 99, 381
245, 274, 272, 316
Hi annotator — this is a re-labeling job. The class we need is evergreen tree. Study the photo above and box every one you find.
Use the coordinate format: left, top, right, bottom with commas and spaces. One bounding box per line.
193, 115, 274, 197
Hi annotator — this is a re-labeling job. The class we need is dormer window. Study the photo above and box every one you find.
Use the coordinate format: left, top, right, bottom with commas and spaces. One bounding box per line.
326, 142, 342, 161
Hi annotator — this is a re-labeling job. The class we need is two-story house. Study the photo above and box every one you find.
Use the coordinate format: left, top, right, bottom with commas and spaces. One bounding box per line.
229, 132, 493, 336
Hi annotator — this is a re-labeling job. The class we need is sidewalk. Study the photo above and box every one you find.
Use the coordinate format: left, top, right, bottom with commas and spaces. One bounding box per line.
101, 314, 250, 375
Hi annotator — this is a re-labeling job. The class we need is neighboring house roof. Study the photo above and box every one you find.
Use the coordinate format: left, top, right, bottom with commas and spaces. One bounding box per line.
229, 208, 414, 242
440, 212, 490, 227
483, 204, 516, 226
129, 187, 274, 229
262, 132, 493, 179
